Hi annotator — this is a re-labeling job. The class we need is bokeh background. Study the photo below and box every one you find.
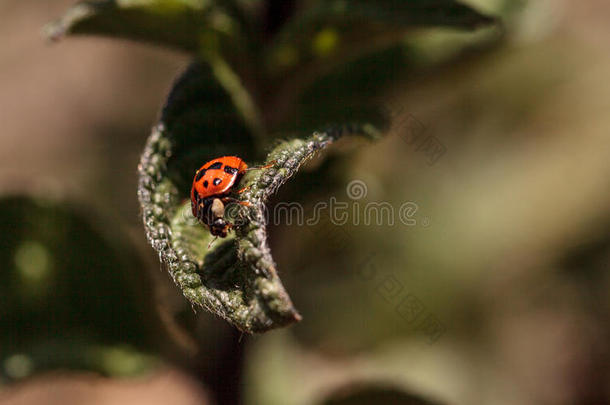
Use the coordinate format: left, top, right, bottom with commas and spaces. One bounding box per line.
1, 1, 609, 404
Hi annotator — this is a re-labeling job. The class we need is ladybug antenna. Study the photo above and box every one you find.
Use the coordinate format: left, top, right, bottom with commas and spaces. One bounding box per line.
207, 236, 218, 249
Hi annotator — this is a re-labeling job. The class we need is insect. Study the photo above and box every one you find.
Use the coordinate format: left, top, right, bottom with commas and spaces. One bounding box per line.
190, 156, 272, 238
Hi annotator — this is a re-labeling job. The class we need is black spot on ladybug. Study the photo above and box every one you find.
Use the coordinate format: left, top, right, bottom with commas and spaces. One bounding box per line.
213, 178, 222, 186
203, 180, 209, 188
224, 166, 238, 175
195, 169, 206, 182
208, 162, 222, 170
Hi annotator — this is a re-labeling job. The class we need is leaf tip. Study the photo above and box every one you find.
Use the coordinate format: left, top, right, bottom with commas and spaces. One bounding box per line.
43, 3, 98, 42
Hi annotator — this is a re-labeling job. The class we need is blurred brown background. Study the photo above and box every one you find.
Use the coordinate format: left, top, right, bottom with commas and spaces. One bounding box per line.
1, 1, 609, 405
0, 0, 188, 222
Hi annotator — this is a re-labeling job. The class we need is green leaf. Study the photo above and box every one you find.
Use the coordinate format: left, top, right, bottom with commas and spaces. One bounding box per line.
267, 0, 495, 71
0, 195, 158, 380
274, 45, 411, 134
45, 0, 247, 55
262, 0, 496, 130
321, 384, 446, 405
138, 64, 377, 332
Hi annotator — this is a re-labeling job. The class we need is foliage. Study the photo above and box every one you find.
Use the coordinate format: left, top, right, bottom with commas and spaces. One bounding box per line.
0, 196, 157, 380
47, 0, 495, 333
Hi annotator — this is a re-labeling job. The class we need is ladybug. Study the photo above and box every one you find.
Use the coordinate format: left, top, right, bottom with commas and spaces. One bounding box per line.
191, 156, 272, 238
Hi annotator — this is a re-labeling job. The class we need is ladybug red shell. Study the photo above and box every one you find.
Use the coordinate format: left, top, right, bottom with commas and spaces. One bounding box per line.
191, 156, 248, 207
191, 156, 249, 237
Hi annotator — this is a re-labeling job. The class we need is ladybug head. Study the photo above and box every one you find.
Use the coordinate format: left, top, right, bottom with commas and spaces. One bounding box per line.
194, 197, 232, 238
208, 198, 230, 238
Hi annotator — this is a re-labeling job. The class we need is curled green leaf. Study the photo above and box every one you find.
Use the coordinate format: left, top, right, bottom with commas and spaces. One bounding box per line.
138, 118, 377, 332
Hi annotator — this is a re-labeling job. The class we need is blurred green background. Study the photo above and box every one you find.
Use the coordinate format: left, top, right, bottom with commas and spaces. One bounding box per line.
0, 1, 609, 404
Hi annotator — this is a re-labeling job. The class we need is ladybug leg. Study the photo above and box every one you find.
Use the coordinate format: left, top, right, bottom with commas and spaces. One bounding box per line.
196, 199, 206, 222
223, 222, 234, 237
235, 185, 251, 195
221, 196, 251, 207
245, 160, 276, 171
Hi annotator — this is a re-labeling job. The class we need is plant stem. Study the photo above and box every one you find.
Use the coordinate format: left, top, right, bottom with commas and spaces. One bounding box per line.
194, 328, 246, 405
264, 0, 296, 38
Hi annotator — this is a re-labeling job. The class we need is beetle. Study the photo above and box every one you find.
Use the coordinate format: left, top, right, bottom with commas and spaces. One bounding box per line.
191, 156, 272, 237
